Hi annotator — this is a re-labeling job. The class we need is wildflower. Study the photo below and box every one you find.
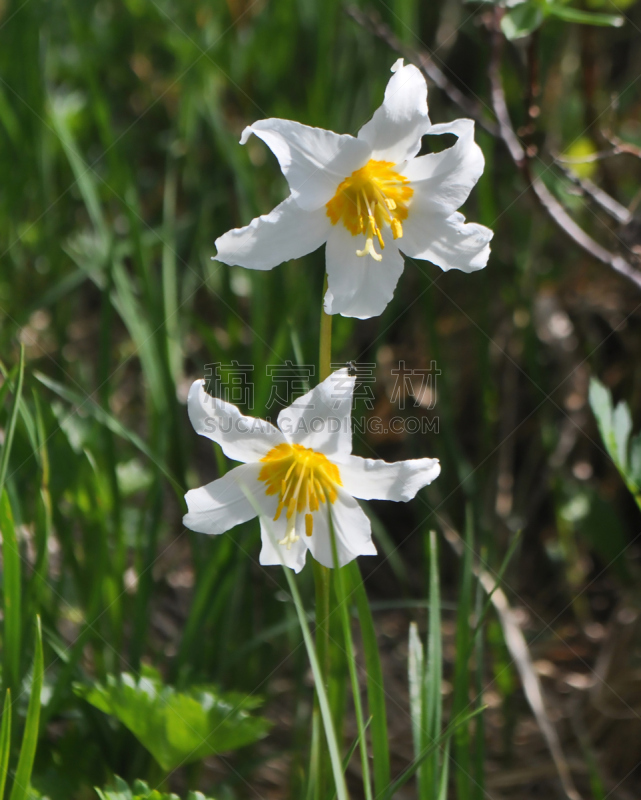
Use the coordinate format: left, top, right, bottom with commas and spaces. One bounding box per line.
214, 59, 493, 319
184, 369, 441, 572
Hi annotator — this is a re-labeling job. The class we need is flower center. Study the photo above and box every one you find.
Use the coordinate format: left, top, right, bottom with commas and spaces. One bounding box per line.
259, 443, 341, 550
326, 159, 413, 262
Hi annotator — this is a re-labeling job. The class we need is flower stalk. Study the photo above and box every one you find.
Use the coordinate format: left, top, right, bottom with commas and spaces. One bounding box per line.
313, 274, 334, 798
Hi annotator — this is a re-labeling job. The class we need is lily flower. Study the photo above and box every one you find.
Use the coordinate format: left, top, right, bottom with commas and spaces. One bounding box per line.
214, 58, 493, 319
184, 369, 441, 572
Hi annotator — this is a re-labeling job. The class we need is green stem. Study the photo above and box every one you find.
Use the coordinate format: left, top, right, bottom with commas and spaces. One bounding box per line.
315, 274, 334, 680
313, 274, 334, 798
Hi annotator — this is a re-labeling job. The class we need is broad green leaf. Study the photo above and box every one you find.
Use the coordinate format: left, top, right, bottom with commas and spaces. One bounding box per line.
546, 4, 624, 26
95, 776, 218, 800
589, 378, 640, 510
586, 0, 635, 9
74, 668, 270, 772
501, 2, 544, 39
9, 618, 44, 800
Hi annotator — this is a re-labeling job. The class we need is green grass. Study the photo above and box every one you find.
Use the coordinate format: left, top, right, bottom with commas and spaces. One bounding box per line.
0, 0, 640, 798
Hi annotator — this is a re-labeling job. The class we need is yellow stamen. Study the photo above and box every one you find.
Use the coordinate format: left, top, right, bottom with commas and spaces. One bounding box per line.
259, 443, 342, 549
326, 159, 413, 260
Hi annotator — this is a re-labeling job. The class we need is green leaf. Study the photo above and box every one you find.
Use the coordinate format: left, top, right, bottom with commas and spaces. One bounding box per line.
546, 4, 624, 26
586, 0, 635, 10
279, 568, 349, 800
74, 668, 270, 772
407, 622, 424, 768
95, 776, 218, 800
612, 401, 633, 472
589, 377, 640, 507
9, 617, 44, 800
346, 561, 391, 795
589, 378, 614, 448
629, 434, 641, 488
0, 346, 25, 696
379, 706, 486, 800
501, 2, 544, 39
34, 372, 181, 496
328, 520, 372, 800
0, 690, 12, 800
424, 531, 443, 795
1, 493, 21, 699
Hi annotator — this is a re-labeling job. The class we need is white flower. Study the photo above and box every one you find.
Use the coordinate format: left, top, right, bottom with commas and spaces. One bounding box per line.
183, 369, 441, 572
214, 58, 493, 320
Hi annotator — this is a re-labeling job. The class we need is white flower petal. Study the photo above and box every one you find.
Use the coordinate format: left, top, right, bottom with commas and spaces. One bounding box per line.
258, 516, 308, 573
357, 59, 430, 164
324, 224, 405, 319
337, 455, 441, 501
188, 380, 285, 463
306, 491, 376, 569
402, 210, 493, 273
214, 195, 331, 270
241, 118, 370, 211
183, 462, 268, 535
402, 119, 485, 215
277, 368, 355, 458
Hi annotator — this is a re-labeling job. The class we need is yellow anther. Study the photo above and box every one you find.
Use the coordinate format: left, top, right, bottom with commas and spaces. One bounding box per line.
326, 160, 413, 261
259, 443, 341, 549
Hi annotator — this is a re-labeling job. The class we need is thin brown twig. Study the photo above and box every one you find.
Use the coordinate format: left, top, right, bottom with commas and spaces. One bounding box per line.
604, 132, 641, 159
487, 9, 641, 291
345, 5, 500, 137
555, 164, 632, 225
346, 3, 641, 292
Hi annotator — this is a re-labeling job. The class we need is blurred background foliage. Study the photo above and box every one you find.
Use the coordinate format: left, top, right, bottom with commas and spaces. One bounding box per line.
0, 0, 641, 797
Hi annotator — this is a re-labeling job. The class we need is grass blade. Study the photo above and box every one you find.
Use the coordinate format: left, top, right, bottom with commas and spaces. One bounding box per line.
327, 718, 372, 800
9, 616, 43, 800
0, 346, 25, 698
381, 707, 486, 800
424, 530, 442, 795
329, 520, 372, 800
0, 494, 21, 699
281, 569, 349, 800
452, 516, 473, 800
0, 345, 25, 495
33, 371, 181, 495
408, 621, 424, 771
0, 690, 12, 800
346, 560, 390, 795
